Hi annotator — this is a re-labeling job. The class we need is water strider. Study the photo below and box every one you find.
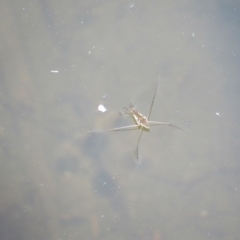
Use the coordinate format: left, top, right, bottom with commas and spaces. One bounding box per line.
83, 81, 184, 161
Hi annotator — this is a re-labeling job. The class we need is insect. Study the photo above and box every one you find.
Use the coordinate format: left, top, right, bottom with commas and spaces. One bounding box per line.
84, 81, 184, 161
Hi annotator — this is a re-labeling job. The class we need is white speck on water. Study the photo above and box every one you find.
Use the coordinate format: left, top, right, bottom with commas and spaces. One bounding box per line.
216, 112, 221, 116
98, 104, 107, 112
192, 32, 195, 37
51, 70, 59, 73
102, 94, 107, 99
130, 3, 135, 8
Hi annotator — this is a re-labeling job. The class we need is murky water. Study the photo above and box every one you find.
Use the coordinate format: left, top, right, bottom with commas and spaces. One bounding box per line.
0, 0, 240, 239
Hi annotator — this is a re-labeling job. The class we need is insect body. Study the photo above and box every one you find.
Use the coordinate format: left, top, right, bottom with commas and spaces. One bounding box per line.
84, 81, 184, 161
122, 103, 149, 129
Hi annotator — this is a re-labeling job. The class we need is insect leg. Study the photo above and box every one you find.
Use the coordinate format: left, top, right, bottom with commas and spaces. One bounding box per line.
135, 126, 144, 161
147, 81, 159, 120
83, 124, 139, 133
148, 121, 185, 132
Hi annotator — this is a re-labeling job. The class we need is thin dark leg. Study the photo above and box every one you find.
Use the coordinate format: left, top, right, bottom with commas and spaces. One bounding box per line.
147, 81, 159, 120
135, 126, 144, 161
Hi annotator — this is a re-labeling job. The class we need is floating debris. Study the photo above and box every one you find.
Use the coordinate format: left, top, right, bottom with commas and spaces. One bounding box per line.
98, 104, 107, 113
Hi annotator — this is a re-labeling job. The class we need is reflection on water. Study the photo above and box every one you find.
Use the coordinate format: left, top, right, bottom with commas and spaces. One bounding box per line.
1, 0, 240, 239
